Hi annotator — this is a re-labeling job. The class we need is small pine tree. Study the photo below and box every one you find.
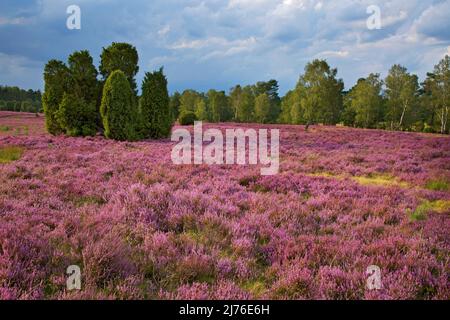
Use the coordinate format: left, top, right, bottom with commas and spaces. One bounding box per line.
100, 70, 138, 141
139, 68, 172, 138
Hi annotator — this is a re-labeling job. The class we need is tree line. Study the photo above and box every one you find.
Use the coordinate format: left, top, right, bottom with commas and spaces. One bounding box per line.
0, 86, 42, 113
173, 56, 450, 134
43, 42, 172, 140
39, 42, 450, 139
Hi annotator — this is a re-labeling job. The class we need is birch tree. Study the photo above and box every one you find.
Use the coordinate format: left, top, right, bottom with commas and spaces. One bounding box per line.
385, 65, 419, 130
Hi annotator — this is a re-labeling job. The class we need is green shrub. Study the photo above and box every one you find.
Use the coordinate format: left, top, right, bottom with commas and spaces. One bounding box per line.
42, 60, 70, 135
100, 70, 138, 141
423, 123, 435, 133
411, 121, 424, 133
179, 111, 197, 125
6, 101, 15, 111
139, 68, 173, 138
57, 93, 97, 137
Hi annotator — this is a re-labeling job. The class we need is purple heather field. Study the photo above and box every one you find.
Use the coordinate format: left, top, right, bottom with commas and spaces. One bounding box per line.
0, 111, 449, 300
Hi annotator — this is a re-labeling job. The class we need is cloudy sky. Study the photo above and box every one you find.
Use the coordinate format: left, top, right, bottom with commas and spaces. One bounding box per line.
0, 0, 449, 94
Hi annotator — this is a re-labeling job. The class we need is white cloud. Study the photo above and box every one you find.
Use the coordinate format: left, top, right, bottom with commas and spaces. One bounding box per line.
0, 16, 33, 25
158, 25, 171, 37
170, 36, 257, 55
410, 1, 450, 41
382, 10, 408, 28
314, 2, 323, 11
227, 0, 273, 9
316, 50, 349, 58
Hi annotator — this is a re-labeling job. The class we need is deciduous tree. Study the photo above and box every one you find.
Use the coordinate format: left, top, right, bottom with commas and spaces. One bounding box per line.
385, 65, 419, 130
255, 93, 271, 123
296, 59, 344, 125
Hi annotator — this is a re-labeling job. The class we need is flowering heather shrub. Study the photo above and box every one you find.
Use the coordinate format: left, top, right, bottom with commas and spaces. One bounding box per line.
0, 113, 449, 300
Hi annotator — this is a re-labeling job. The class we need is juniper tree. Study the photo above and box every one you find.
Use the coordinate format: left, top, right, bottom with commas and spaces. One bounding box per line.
56, 50, 99, 136
100, 70, 138, 141
99, 42, 139, 95
139, 68, 173, 138
42, 60, 70, 135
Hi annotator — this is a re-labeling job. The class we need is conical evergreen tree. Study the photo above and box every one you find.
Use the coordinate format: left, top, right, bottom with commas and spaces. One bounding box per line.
139, 68, 172, 138
100, 70, 138, 141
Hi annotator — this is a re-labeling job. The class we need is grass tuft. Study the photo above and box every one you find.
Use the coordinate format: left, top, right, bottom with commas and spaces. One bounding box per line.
71, 195, 106, 207
425, 179, 449, 192
0, 146, 24, 164
352, 174, 409, 188
409, 203, 429, 221
308, 172, 341, 179
242, 279, 266, 297
429, 200, 450, 213
409, 200, 450, 221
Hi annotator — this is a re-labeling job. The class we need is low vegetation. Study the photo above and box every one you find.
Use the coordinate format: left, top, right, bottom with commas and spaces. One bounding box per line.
410, 200, 450, 221
425, 179, 449, 192
352, 175, 409, 188
0, 114, 448, 300
0, 146, 24, 163
179, 111, 197, 125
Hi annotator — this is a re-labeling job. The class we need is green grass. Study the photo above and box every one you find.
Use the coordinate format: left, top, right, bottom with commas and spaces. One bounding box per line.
0, 126, 10, 132
409, 203, 429, 221
307, 172, 410, 189
71, 195, 106, 207
10, 126, 30, 136
429, 200, 450, 213
307, 171, 342, 179
409, 200, 450, 221
0, 146, 24, 164
241, 279, 267, 297
425, 179, 449, 192
352, 174, 409, 188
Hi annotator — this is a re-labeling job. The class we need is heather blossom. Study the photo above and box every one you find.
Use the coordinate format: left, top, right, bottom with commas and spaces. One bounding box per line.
0, 113, 449, 300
